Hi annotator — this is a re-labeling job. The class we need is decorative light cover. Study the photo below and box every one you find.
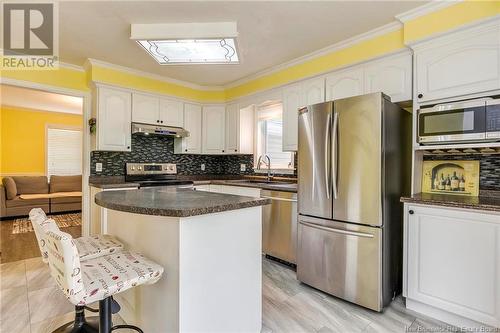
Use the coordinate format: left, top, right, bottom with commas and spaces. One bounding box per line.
131, 22, 239, 65
136, 38, 238, 64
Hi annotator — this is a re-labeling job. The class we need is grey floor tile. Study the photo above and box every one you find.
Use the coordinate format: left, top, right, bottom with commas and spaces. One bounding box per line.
0, 260, 26, 290
1, 286, 29, 319
28, 286, 74, 324
25, 257, 56, 292
0, 311, 31, 333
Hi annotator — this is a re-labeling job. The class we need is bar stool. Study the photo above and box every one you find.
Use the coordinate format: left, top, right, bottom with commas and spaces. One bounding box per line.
45, 229, 164, 333
29, 208, 124, 332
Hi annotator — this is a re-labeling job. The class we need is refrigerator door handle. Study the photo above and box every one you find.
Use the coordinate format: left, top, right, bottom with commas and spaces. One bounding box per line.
332, 111, 339, 199
325, 113, 332, 199
300, 221, 375, 238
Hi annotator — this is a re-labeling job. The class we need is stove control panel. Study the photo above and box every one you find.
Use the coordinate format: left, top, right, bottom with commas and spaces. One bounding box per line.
126, 163, 177, 175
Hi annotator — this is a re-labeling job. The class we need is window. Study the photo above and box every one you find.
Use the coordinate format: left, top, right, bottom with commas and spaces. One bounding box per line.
47, 127, 82, 178
255, 102, 294, 172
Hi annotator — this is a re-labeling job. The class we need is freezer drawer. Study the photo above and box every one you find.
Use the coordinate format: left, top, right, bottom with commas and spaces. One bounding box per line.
262, 190, 297, 264
297, 215, 383, 311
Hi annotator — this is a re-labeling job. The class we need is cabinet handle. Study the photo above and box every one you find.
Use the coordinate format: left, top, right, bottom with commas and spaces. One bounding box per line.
417, 94, 423, 99
185, 149, 188, 152
157, 120, 160, 123
160, 120, 163, 123
127, 146, 130, 149
222, 150, 225, 153
409, 210, 414, 215
234, 149, 237, 152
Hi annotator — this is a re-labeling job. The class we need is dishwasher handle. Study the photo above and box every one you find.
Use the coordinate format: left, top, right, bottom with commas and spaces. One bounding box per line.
261, 195, 297, 202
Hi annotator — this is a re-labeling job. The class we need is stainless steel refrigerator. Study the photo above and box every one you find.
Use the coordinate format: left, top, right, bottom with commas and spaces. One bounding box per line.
297, 92, 411, 312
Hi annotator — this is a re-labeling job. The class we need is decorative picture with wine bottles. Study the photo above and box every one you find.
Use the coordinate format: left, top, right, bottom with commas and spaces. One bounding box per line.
421, 160, 480, 196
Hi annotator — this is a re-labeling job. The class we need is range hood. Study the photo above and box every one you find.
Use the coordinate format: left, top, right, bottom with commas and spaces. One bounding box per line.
132, 123, 190, 138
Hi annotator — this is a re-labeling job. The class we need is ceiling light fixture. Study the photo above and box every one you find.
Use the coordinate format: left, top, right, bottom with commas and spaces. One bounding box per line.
131, 22, 239, 65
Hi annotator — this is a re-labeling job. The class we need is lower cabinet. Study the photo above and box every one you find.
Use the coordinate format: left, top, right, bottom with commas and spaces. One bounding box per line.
201, 184, 261, 198
404, 204, 500, 328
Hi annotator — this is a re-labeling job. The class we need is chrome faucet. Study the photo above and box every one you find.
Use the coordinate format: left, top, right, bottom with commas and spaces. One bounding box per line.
257, 155, 273, 182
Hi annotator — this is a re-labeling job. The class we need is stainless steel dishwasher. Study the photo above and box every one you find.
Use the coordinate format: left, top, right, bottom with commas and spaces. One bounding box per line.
261, 190, 298, 264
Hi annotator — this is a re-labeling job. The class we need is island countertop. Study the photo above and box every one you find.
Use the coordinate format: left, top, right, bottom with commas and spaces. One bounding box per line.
95, 187, 271, 217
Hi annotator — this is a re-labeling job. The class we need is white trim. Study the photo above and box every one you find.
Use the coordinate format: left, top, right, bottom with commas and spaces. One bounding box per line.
58, 61, 85, 72
1, 77, 92, 237
395, 0, 462, 23
85, 58, 225, 91
224, 21, 403, 89
406, 14, 500, 48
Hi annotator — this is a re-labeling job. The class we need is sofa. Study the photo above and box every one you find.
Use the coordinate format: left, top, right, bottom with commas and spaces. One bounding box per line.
0, 175, 82, 218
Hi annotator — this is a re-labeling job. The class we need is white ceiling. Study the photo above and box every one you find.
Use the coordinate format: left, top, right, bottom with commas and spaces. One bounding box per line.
59, 1, 426, 86
1, 85, 83, 114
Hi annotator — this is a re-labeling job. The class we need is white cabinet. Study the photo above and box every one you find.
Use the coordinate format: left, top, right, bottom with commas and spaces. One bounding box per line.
414, 22, 500, 103
132, 92, 160, 125
225, 103, 254, 154
364, 52, 412, 102
282, 84, 302, 151
202, 105, 226, 154
282, 78, 324, 152
175, 103, 202, 154
301, 77, 325, 106
404, 204, 500, 327
160, 98, 184, 128
96, 86, 132, 151
325, 67, 364, 101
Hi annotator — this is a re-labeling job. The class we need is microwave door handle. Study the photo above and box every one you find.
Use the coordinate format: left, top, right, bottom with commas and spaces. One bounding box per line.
325, 113, 331, 199
332, 111, 339, 199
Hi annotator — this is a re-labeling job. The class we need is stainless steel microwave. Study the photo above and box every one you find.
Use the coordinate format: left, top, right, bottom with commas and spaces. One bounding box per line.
418, 98, 500, 144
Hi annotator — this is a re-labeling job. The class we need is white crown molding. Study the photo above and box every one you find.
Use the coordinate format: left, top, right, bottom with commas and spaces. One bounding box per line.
224, 20, 403, 89
85, 58, 225, 91
395, 0, 462, 23
58, 61, 85, 72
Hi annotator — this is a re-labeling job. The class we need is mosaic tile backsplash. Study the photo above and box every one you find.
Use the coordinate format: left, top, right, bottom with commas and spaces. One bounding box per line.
423, 154, 500, 191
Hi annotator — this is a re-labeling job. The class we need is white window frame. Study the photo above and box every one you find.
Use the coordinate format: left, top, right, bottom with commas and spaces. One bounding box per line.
253, 102, 294, 174
45, 124, 83, 178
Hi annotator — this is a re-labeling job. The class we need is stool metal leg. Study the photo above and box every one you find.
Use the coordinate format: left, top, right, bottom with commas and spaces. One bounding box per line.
52, 306, 99, 333
99, 298, 113, 333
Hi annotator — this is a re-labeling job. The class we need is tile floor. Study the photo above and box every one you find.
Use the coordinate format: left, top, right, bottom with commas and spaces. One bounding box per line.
1, 256, 472, 333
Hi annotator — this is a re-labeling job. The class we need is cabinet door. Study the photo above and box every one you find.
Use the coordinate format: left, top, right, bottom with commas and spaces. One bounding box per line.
325, 67, 364, 101
132, 92, 160, 125
97, 87, 132, 151
282, 83, 301, 151
202, 105, 226, 154
160, 98, 184, 128
415, 26, 500, 103
182, 103, 202, 153
407, 206, 500, 327
302, 77, 325, 106
364, 52, 412, 102
225, 103, 239, 153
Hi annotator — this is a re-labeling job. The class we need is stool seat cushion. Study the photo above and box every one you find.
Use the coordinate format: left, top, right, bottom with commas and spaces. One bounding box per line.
78, 250, 163, 305
75, 235, 123, 261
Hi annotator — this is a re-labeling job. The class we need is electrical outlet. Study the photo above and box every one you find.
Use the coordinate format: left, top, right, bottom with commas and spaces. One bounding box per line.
96, 163, 103, 172
201, 164, 205, 171
240, 164, 246, 172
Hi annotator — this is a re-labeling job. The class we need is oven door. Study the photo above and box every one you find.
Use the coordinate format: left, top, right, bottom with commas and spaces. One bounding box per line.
418, 100, 486, 144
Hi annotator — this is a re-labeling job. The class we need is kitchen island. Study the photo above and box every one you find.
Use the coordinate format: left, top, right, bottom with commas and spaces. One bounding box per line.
95, 188, 270, 333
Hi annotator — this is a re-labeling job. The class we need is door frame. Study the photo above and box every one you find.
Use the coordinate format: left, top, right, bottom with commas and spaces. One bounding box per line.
1, 77, 92, 236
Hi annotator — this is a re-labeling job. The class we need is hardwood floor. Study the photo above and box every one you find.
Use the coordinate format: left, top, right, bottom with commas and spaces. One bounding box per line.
1, 254, 464, 333
0, 217, 81, 263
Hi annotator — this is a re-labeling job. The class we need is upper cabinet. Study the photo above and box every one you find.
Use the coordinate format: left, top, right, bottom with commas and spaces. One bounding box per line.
301, 77, 325, 106
325, 67, 364, 101
159, 98, 184, 128
175, 103, 202, 154
414, 22, 500, 104
364, 52, 412, 102
132, 92, 184, 127
95, 86, 132, 152
282, 83, 302, 151
132, 92, 160, 125
202, 105, 226, 154
225, 103, 254, 154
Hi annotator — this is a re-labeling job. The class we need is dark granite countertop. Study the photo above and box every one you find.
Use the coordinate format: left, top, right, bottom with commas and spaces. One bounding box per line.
400, 192, 500, 212
95, 188, 271, 217
90, 175, 297, 192
89, 176, 140, 189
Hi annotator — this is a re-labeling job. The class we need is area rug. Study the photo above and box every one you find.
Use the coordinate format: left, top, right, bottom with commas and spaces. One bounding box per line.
11, 213, 82, 234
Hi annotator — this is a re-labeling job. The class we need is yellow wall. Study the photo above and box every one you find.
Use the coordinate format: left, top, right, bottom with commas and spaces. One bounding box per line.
1, 1, 499, 102
0, 106, 83, 176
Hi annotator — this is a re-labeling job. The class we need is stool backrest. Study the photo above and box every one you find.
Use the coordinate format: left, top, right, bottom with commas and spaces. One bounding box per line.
45, 229, 85, 305
29, 208, 59, 263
